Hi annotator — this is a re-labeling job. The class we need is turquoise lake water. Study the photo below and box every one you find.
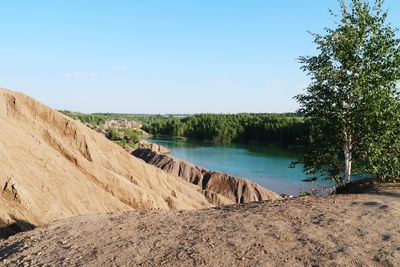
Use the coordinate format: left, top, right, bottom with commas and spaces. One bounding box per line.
146, 137, 335, 196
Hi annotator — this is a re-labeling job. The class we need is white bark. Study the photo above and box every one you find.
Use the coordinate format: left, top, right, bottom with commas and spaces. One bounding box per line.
343, 132, 352, 183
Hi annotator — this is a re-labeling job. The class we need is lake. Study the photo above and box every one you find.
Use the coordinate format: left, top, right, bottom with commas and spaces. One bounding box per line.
146, 137, 335, 196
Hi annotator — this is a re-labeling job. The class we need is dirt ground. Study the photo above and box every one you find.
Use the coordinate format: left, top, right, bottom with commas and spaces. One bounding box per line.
1, 185, 399, 267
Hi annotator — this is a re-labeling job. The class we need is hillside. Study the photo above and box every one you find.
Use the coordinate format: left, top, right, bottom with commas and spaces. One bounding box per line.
132, 148, 281, 205
0, 88, 210, 236
1, 184, 399, 266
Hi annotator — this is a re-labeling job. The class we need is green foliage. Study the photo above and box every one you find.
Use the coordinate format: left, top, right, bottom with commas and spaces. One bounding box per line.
298, 191, 311, 197
60, 111, 154, 149
106, 128, 120, 141
61, 110, 310, 147
59, 110, 166, 128
295, 0, 400, 184
119, 138, 127, 147
59, 110, 106, 127
143, 113, 309, 146
298, 186, 322, 197
124, 128, 140, 143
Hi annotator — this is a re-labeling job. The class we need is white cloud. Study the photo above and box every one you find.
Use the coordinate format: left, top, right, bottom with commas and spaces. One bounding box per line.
63, 71, 99, 78
113, 65, 129, 72
63, 72, 82, 78
115, 77, 129, 81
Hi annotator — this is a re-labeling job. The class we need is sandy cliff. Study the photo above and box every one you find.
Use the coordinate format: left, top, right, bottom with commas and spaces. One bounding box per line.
132, 148, 281, 204
0, 88, 210, 236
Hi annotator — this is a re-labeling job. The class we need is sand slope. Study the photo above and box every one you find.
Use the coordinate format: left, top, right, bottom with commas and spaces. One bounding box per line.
1, 186, 399, 266
0, 88, 210, 234
132, 148, 281, 205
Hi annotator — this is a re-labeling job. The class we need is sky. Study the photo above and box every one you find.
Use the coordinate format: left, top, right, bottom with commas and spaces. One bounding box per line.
1, 0, 399, 114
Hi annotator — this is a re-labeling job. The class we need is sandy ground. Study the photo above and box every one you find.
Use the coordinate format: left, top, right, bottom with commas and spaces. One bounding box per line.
1, 186, 399, 267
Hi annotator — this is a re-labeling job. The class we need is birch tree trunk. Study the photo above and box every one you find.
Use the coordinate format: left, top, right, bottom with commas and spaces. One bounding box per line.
343, 133, 352, 183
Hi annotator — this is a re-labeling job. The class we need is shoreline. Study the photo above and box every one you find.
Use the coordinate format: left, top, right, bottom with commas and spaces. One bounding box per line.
144, 136, 334, 196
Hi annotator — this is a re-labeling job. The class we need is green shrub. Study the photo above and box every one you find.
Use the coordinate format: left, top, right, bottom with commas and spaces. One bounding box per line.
124, 128, 140, 143
106, 128, 120, 141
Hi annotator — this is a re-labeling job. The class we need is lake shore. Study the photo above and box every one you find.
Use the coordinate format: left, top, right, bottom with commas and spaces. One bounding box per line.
145, 136, 335, 196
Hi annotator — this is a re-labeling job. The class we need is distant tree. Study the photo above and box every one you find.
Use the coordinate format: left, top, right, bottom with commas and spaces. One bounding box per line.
295, 0, 400, 185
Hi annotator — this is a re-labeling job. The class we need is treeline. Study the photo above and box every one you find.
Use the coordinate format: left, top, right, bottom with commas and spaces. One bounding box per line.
59, 110, 166, 127
59, 110, 106, 126
143, 113, 310, 147
59, 111, 310, 147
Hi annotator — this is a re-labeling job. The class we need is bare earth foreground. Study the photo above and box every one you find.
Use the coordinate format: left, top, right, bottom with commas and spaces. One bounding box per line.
1, 185, 399, 266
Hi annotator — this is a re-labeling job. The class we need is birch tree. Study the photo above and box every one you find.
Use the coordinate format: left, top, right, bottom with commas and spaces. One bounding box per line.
295, 0, 400, 185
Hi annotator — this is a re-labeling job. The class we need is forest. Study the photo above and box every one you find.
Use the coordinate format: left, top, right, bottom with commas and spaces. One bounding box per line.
143, 113, 309, 146
60, 111, 310, 147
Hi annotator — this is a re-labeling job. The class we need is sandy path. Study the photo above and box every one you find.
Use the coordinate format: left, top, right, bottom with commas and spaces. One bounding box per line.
1, 190, 400, 266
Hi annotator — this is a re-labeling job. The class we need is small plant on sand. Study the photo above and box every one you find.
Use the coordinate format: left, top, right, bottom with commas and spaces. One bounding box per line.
298, 184, 322, 197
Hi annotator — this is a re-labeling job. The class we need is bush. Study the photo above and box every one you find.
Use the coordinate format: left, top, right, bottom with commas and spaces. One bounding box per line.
124, 128, 140, 143
106, 128, 120, 141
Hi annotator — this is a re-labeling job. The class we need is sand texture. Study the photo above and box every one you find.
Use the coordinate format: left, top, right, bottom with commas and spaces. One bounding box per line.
133, 148, 281, 205
1, 185, 399, 266
0, 88, 210, 236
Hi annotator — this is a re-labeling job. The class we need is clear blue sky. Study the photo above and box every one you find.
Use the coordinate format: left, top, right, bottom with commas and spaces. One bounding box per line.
1, 0, 399, 114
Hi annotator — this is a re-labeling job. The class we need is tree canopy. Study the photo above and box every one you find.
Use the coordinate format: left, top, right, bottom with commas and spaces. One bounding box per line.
295, 0, 400, 184
143, 113, 309, 147
60, 110, 310, 147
